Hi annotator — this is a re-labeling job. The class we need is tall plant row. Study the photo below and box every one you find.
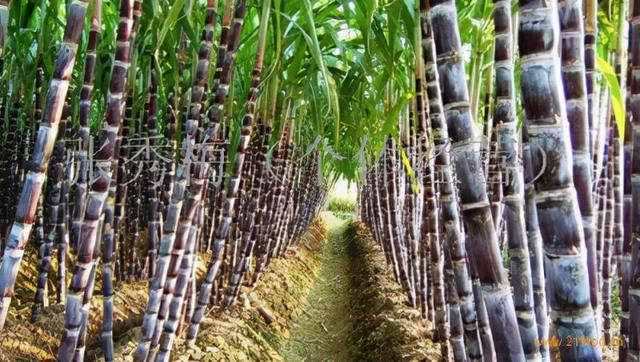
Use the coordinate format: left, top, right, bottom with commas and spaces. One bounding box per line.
0, 0, 327, 360
359, 0, 637, 361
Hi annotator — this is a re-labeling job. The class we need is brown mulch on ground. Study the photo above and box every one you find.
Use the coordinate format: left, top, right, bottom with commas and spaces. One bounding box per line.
346, 221, 442, 362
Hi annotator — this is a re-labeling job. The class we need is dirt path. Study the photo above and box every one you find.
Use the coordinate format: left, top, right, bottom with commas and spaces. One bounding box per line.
280, 213, 357, 361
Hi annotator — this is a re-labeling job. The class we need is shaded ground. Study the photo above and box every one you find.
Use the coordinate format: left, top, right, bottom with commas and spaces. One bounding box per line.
346, 221, 441, 361
280, 213, 357, 361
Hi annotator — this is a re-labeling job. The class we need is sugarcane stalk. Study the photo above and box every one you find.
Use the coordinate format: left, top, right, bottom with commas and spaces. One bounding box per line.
602, 139, 615, 343
444, 244, 467, 362
146, 57, 160, 280
518, 0, 602, 359
494, 0, 539, 357
427, 1, 524, 359
584, 0, 598, 154
0, 0, 89, 330
628, 1, 640, 356
69, 0, 101, 352
522, 119, 550, 360
57, 1, 134, 359
559, 0, 598, 319
187, 0, 258, 342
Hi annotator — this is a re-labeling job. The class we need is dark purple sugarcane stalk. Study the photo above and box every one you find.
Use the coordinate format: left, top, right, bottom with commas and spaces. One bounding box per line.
420, 5, 483, 359
181, 203, 205, 328
284, 157, 307, 248
602, 138, 615, 343
160, 94, 178, 220
625, 0, 640, 357
377, 145, 402, 284
135, 2, 220, 359
253, 133, 296, 285
116, 105, 132, 281
584, 0, 598, 153
408, 113, 423, 306
419, 110, 446, 341
596, 138, 610, 277
61, 126, 74, 305
101, 2, 143, 356
444, 244, 466, 362
369, 155, 390, 264
427, 0, 522, 359
269, 142, 300, 263
286, 155, 312, 249
419, 210, 429, 321
32, 96, 68, 321
199, 0, 237, 259
402, 117, 419, 306
69, 2, 102, 354
521, 120, 549, 360
559, 0, 598, 315
609, 3, 631, 357
620, 26, 633, 362
276, 152, 301, 254
74, 255, 99, 361
3, 61, 19, 246
149, 157, 213, 359
189, 0, 271, 342
390, 140, 409, 289
149, 1, 221, 360
133, 164, 188, 361
202, 0, 236, 241
30, 195, 45, 321
182, 184, 205, 327
56, 103, 72, 305
468, 273, 494, 361
427, 168, 447, 347
57, 1, 135, 360
98, 2, 142, 360
369, 165, 387, 257
33, 134, 64, 315
154, 160, 210, 361
224, 131, 268, 307
72, 0, 102, 255
249, 129, 279, 276
487, 125, 503, 234
611, 106, 625, 343
146, 57, 160, 280
396, 125, 411, 293
29, 66, 46, 320
385, 137, 413, 303
493, 0, 539, 357
0, 0, 89, 330
518, 0, 601, 359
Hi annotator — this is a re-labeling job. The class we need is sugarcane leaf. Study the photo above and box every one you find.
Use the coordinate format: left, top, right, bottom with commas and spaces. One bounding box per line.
596, 55, 625, 139
156, 0, 185, 51
300, 0, 341, 148
178, 16, 197, 47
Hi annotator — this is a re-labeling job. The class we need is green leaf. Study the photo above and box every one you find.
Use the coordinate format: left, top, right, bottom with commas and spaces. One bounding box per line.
597, 55, 625, 139
300, 0, 341, 148
157, 0, 185, 51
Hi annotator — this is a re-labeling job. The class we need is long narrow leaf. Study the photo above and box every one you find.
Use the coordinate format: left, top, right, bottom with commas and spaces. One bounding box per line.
597, 55, 625, 139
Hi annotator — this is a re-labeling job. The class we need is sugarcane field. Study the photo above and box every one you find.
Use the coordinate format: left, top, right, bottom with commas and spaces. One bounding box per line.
0, 0, 639, 361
